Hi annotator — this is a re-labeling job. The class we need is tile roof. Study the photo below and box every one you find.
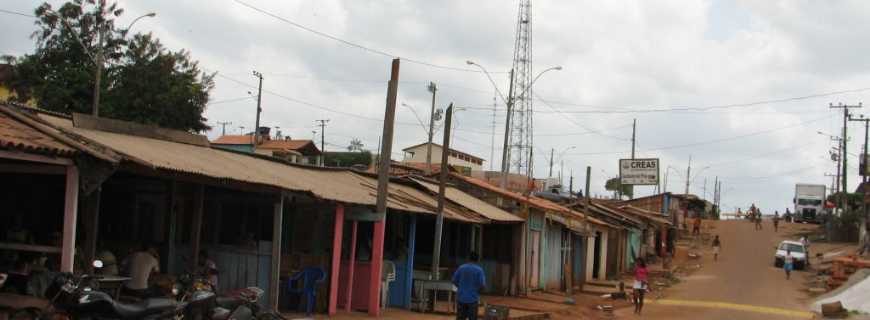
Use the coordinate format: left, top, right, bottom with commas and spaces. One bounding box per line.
0, 108, 77, 157
212, 135, 254, 145
402, 142, 484, 162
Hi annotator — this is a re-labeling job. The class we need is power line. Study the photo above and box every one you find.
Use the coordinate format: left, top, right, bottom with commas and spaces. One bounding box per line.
232, 0, 504, 74
0, 9, 34, 18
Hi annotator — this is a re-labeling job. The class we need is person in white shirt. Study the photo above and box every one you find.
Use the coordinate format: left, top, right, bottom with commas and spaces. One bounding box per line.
123, 245, 160, 298
783, 250, 794, 280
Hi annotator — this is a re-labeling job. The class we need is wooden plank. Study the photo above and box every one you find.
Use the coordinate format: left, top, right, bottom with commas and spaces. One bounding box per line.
0, 242, 61, 254
190, 185, 205, 270
328, 203, 345, 315
404, 215, 416, 309
0, 163, 66, 174
61, 165, 79, 272
345, 221, 358, 312
0, 150, 73, 166
165, 181, 178, 274
82, 188, 102, 273
269, 194, 284, 310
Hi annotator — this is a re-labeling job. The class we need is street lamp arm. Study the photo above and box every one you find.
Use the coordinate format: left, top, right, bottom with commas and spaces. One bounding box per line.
44, 8, 99, 66
516, 66, 563, 100
466, 61, 510, 107
123, 12, 156, 36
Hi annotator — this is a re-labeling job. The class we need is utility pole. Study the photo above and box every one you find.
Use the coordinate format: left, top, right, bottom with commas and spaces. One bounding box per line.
569, 169, 574, 198
585, 166, 592, 206
316, 119, 330, 166
433, 104, 454, 282
425, 82, 437, 174
685, 155, 692, 195
217, 121, 232, 136
93, 16, 104, 117
849, 111, 869, 243
252, 71, 264, 147
369, 58, 400, 316
830, 103, 862, 196
549, 148, 554, 177
500, 69, 516, 189
703, 177, 707, 200
631, 118, 637, 159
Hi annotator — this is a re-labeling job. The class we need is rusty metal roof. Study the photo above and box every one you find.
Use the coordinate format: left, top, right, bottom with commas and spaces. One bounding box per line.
0, 105, 77, 157
409, 177, 524, 223
38, 113, 478, 220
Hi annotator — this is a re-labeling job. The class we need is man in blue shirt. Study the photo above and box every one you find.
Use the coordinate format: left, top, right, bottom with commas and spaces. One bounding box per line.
452, 252, 485, 320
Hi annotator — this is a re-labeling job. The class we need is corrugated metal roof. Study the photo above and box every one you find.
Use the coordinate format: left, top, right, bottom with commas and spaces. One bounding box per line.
38, 113, 478, 221
212, 135, 254, 145
409, 177, 524, 223
619, 205, 673, 226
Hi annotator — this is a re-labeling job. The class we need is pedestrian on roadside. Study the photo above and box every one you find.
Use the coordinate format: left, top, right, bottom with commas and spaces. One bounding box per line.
633, 258, 649, 315
754, 210, 763, 231
773, 211, 780, 233
452, 251, 486, 320
785, 208, 792, 223
712, 235, 721, 261
692, 215, 701, 236
784, 249, 794, 280
858, 222, 870, 256
801, 235, 811, 264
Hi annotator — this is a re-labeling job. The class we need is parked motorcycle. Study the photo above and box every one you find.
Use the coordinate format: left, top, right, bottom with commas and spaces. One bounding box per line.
209, 287, 284, 320
42, 260, 191, 319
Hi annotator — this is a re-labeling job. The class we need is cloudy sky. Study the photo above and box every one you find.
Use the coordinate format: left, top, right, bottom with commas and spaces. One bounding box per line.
4, 0, 870, 213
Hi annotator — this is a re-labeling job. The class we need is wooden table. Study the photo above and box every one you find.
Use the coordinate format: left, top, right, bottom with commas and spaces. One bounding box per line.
97, 276, 132, 299
415, 279, 456, 314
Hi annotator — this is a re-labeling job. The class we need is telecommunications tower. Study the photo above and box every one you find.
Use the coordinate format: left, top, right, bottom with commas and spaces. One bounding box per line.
509, 0, 534, 176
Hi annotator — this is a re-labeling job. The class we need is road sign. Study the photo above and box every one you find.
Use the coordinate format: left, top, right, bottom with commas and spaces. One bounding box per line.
619, 158, 660, 185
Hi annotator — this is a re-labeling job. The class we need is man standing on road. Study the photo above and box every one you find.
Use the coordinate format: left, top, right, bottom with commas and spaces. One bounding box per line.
452, 252, 485, 320
754, 209, 763, 231
692, 215, 701, 236
858, 222, 870, 256
712, 235, 721, 261
783, 249, 794, 280
773, 211, 780, 233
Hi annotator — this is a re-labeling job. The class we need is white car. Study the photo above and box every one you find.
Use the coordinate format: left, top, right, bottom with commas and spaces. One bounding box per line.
774, 240, 807, 270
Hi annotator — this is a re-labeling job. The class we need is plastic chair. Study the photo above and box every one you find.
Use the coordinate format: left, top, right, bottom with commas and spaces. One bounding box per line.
286, 267, 326, 315
381, 260, 396, 309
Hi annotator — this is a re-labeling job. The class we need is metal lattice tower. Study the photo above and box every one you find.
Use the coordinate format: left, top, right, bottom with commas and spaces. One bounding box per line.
509, 0, 534, 176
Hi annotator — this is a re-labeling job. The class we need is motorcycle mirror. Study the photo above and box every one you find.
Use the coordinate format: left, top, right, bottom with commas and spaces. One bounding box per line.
92, 260, 104, 269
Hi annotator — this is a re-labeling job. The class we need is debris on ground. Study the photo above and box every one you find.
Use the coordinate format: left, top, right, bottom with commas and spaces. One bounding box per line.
820, 301, 848, 318
812, 269, 870, 314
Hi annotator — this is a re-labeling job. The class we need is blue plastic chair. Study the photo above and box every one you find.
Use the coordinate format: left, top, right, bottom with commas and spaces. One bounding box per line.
286, 267, 325, 315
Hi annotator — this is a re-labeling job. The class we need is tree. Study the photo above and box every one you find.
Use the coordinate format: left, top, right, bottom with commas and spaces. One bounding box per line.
604, 177, 633, 199
4, 0, 213, 132
325, 151, 373, 168
347, 138, 365, 152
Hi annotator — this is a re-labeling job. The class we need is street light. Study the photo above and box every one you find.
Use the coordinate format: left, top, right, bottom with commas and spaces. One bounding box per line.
663, 165, 682, 192
557, 146, 576, 185
466, 60, 562, 188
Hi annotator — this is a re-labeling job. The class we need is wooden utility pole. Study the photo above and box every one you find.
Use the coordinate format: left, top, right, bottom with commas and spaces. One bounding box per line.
849, 111, 869, 244
369, 58, 400, 316
252, 71, 264, 147
316, 119, 330, 166
685, 155, 692, 195
631, 118, 637, 159
831, 103, 862, 196
585, 166, 592, 206
432, 104, 454, 281
500, 69, 516, 189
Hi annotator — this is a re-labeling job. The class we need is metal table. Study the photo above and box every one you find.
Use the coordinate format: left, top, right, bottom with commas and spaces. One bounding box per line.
415, 279, 456, 314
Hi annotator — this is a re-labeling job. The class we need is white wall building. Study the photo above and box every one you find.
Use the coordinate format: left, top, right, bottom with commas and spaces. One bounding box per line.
401, 142, 484, 171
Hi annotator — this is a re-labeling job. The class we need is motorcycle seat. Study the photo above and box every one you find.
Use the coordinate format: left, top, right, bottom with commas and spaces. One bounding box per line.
215, 296, 244, 309
112, 298, 179, 318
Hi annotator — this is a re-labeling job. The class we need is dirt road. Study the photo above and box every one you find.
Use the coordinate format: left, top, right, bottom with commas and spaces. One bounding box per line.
616, 220, 816, 319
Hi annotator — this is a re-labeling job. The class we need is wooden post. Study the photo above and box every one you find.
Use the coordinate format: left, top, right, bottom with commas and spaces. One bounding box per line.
190, 185, 205, 270
269, 194, 284, 310
165, 181, 177, 274
328, 204, 345, 315
61, 165, 79, 273
369, 58, 400, 316
83, 188, 101, 273
345, 221, 358, 312
404, 215, 417, 309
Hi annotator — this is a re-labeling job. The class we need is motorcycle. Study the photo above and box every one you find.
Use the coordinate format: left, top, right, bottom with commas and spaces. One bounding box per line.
171, 273, 283, 320
42, 260, 193, 319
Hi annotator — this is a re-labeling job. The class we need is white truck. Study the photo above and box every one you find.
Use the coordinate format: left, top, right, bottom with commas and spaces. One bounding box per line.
793, 183, 826, 223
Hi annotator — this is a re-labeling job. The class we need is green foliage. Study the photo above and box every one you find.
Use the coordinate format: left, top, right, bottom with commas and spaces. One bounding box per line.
347, 138, 365, 152
4, 0, 213, 132
325, 151, 372, 168
826, 192, 863, 211
605, 177, 634, 199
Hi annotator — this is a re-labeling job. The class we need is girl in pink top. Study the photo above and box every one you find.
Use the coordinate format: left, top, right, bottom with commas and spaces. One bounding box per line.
633, 258, 649, 315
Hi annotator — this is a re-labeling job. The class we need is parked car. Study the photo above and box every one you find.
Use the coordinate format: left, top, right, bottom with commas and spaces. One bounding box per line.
774, 240, 807, 269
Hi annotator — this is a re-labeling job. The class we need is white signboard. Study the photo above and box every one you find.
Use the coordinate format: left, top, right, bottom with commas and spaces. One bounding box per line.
619, 158, 660, 185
